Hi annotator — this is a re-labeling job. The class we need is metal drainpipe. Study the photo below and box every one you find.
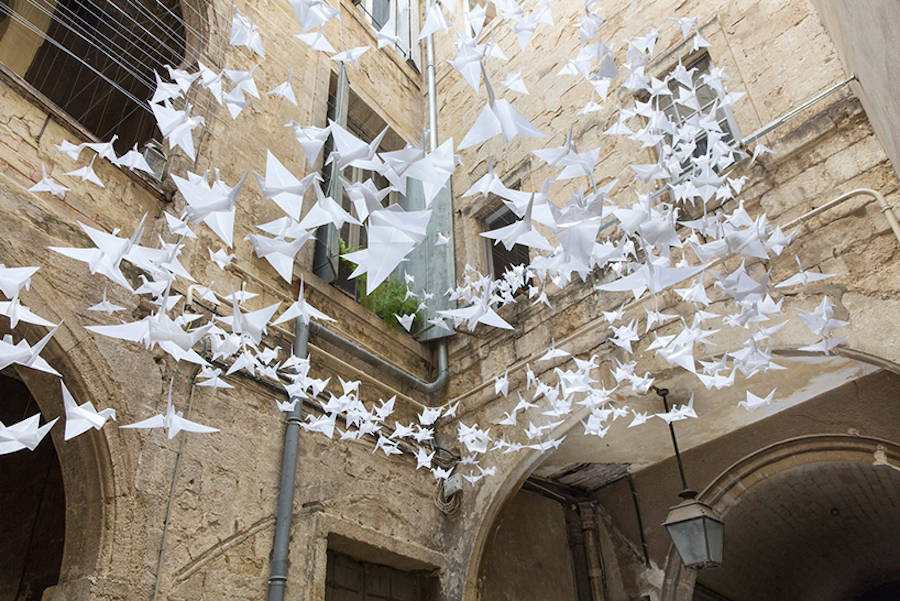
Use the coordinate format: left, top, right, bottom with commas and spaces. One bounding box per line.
418, 0, 452, 402
267, 317, 310, 601
308, 322, 449, 399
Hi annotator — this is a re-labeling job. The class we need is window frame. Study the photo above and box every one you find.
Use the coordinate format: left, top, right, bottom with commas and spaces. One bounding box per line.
318, 69, 407, 300
0, 61, 167, 198
482, 203, 531, 279
650, 51, 743, 204
353, 0, 420, 67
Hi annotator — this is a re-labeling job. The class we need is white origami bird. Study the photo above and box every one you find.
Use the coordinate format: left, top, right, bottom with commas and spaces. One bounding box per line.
459, 60, 546, 149
286, 122, 332, 167
296, 30, 337, 53
415, 447, 435, 470
326, 119, 386, 171
255, 151, 321, 220
55, 139, 84, 160
173, 170, 248, 247
120, 379, 218, 438
494, 371, 509, 397
331, 46, 370, 66
223, 86, 254, 119
218, 294, 280, 346
774, 257, 837, 289
0, 324, 61, 376
396, 313, 415, 332
0, 414, 58, 454
65, 155, 104, 187
418, 2, 451, 39
86, 308, 211, 365
230, 7, 265, 57
481, 194, 552, 251
28, 164, 69, 197
417, 406, 443, 426
0, 265, 39, 299
0, 296, 56, 328
268, 68, 297, 105
273, 280, 335, 326
209, 247, 235, 269
224, 65, 260, 99
289, 0, 340, 33
375, 14, 401, 49
245, 229, 312, 283
151, 100, 205, 160
61, 381, 116, 440
88, 287, 126, 314
501, 69, 528, 94
50, 216, 149, 293
151, 71, 184, 104
114, 145, 154, 174
738, 388, 776, 411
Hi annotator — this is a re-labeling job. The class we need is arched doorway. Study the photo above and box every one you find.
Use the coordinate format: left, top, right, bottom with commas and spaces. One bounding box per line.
662, 435, 900, 601
0, 371, 65, 601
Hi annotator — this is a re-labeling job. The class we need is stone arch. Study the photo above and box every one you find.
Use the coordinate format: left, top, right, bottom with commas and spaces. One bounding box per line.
460, 344, 898, 601
659, 433, 900, 601
5, 324, 118, 600
460, 411, 585, 601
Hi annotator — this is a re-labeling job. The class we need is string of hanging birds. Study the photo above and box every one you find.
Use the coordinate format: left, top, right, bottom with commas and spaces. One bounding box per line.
4, 0, 851, 487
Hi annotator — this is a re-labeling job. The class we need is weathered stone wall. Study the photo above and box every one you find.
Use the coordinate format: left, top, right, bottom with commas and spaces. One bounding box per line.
429, 0, 900, 599
479, 489, 577, 601
0, 0, 457, 599
0, 0, 898, 600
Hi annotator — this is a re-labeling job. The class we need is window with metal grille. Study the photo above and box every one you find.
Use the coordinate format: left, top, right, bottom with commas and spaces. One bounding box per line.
325, 549, 438, 601
483, 204, 530, 278
0, 0, 185, 155
656, 53, 741, 182
352, 0, 419, 68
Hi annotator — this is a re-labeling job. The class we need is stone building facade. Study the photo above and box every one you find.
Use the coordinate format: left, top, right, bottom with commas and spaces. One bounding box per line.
0, 1, 897, 601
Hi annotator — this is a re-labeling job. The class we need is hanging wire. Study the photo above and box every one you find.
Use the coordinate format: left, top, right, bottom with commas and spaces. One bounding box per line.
27, 0, 177, 79
0, 0, 351, 175
0, 3, 156, 117
100, 0, 192, 69
19, 0, 162, 92
123, 0, 207, 61
171, 0, 309, 77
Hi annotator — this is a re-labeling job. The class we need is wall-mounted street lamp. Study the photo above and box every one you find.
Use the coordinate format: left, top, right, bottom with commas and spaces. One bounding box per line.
653, 387, 724, 569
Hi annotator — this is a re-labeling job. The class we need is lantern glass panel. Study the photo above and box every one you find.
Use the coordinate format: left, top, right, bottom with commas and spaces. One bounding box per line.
665, 518, 708, 566
704, 516, 724, 565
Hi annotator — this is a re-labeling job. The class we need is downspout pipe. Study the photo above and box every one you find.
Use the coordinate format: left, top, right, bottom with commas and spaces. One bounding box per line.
421, 0, 453, 401
267, 317, 310, 601
309, 322, 449, 399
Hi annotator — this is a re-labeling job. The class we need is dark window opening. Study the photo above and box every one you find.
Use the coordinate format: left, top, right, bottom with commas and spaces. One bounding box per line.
325, 547, 439, 601
656, 53, 740, 181
0, 372, 65, 601
484, 205, 530, 278
0, 0, 187, 154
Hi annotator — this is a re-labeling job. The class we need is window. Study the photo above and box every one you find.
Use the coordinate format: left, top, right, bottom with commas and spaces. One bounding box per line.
0, 0, 186, 154
353, 0, 418, 66
316, 69, 404, 299
656, 53, 741, 184
325, 548, 438, 601
483, 205, 530, 278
